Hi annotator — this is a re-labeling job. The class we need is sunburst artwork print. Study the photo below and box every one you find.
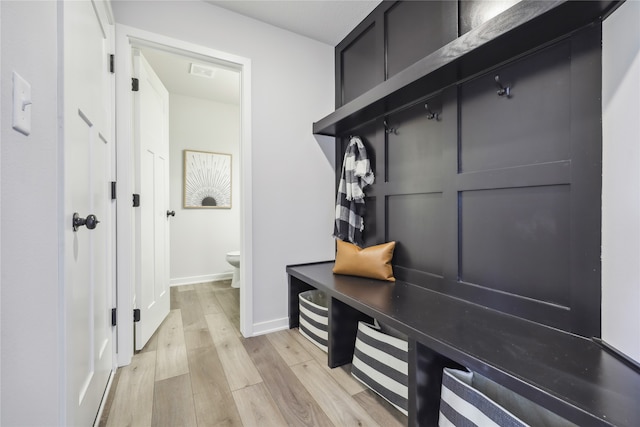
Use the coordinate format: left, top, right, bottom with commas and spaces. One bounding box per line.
184, 150, 232, 209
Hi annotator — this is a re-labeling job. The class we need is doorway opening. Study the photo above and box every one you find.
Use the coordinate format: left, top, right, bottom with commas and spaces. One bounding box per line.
115, 25, 253, 365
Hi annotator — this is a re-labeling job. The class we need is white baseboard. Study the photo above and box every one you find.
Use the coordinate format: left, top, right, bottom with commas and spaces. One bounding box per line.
170, 272, 233, 287
250, 317, 289, 336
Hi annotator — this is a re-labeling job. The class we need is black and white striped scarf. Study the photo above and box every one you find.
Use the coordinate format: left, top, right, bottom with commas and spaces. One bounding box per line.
333, 136, 374, 246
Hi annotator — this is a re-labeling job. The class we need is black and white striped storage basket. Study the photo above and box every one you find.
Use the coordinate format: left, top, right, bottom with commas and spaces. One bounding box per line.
351, 321, 409, 415
439, 368, 576, 427
298, 290, 329, 353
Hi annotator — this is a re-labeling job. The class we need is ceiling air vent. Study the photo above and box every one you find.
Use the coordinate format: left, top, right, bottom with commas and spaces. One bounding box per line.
189, 63, 216, 78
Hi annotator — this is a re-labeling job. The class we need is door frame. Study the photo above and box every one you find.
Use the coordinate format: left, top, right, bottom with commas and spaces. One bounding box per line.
115, 25, 253, 365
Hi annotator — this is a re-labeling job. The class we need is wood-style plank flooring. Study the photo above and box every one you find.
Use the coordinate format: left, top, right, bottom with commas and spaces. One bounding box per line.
99, 280, 407, 426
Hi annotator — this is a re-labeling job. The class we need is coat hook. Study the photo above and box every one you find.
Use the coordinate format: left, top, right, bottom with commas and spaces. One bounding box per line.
495, 75, 511, 98
425, 104, 440, 121
383, 120, 398, 135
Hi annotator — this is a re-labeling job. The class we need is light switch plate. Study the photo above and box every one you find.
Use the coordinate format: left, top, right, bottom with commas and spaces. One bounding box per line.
12, 71, 32, 136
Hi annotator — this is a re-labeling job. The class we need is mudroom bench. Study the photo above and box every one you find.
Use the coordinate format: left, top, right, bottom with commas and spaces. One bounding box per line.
287, 261, 640, 427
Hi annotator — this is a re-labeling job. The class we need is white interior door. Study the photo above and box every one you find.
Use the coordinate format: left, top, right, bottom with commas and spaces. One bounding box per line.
133, 49, 171, 350
62, 0, 114, 425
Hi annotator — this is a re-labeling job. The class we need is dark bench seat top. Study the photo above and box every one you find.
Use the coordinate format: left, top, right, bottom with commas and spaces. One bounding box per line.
287, 261, 640, 427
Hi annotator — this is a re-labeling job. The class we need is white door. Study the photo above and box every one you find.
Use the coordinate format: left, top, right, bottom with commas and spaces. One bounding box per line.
62, 0, 114, 425
133, 49, 171, 350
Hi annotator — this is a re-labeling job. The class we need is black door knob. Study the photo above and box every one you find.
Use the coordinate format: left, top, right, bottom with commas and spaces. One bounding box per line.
73, 213, 100, 232
167, 210, 176, 218
85, 214, 100, 229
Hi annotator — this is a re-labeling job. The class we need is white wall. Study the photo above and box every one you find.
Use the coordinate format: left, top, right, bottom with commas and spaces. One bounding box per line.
602, 1, 640, 363
1, 1, 61, 425
1, 4, 3, 422
112, 1, 336, 332
169, 93, 241, 285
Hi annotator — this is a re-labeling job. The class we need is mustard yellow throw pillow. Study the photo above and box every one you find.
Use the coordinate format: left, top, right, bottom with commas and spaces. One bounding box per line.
333, 239, 396, 282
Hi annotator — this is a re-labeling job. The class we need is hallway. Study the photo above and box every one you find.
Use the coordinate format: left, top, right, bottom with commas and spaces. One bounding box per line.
100, 281, 406, 426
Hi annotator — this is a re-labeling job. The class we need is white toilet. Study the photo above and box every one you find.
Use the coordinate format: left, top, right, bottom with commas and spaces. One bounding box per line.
226, 251, 240, 288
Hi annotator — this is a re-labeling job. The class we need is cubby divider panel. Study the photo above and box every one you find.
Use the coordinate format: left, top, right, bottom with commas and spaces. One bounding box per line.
328, 297, 372, 368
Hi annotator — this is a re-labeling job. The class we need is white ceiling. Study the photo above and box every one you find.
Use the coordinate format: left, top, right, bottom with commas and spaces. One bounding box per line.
140, 1, 380, 104
139, 46, 241, 105
206, 0, 381, 46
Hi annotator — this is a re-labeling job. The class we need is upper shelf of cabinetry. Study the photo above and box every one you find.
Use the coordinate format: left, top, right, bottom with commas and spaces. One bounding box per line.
313, 0, 622, 137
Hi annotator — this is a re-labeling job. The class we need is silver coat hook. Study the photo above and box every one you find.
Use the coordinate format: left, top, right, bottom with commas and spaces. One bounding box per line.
425, 104, 440, 120
495, 75, 511, 98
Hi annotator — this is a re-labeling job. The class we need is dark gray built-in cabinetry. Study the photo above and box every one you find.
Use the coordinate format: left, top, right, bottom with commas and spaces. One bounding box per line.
329, 0, 609, 338
287, 1, 640, 426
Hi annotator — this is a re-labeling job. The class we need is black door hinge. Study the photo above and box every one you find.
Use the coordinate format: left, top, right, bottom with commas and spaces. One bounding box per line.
133, 309, 141, 323
111, 308, 117, 326
111, 181, 117, 200
109, 54, 115, 74
133, 194, 140, 207
131, 77, 139, 92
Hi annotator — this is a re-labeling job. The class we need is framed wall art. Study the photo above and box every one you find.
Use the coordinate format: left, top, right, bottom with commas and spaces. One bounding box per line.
183, 150, 232, 209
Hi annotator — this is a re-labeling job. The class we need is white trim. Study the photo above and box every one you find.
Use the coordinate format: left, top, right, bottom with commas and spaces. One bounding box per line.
115, 24, 253, 365
239, 45, 253, 339
251, 317, 289, 336
0, 3, 2, 423
106, 13, 118, 377
170, 273, 233, 287
56, 3, 66, 424
92, 370, 115, 427
115, 26, 134, 367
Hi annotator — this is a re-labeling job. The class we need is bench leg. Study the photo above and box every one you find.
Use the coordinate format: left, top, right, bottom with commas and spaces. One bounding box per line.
328, 298, 372, 368
410, 340, 464, 426
288, 276, 315, 329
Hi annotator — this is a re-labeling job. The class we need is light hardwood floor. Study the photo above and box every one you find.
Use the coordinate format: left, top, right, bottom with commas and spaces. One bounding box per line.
99, 280, 407, 427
